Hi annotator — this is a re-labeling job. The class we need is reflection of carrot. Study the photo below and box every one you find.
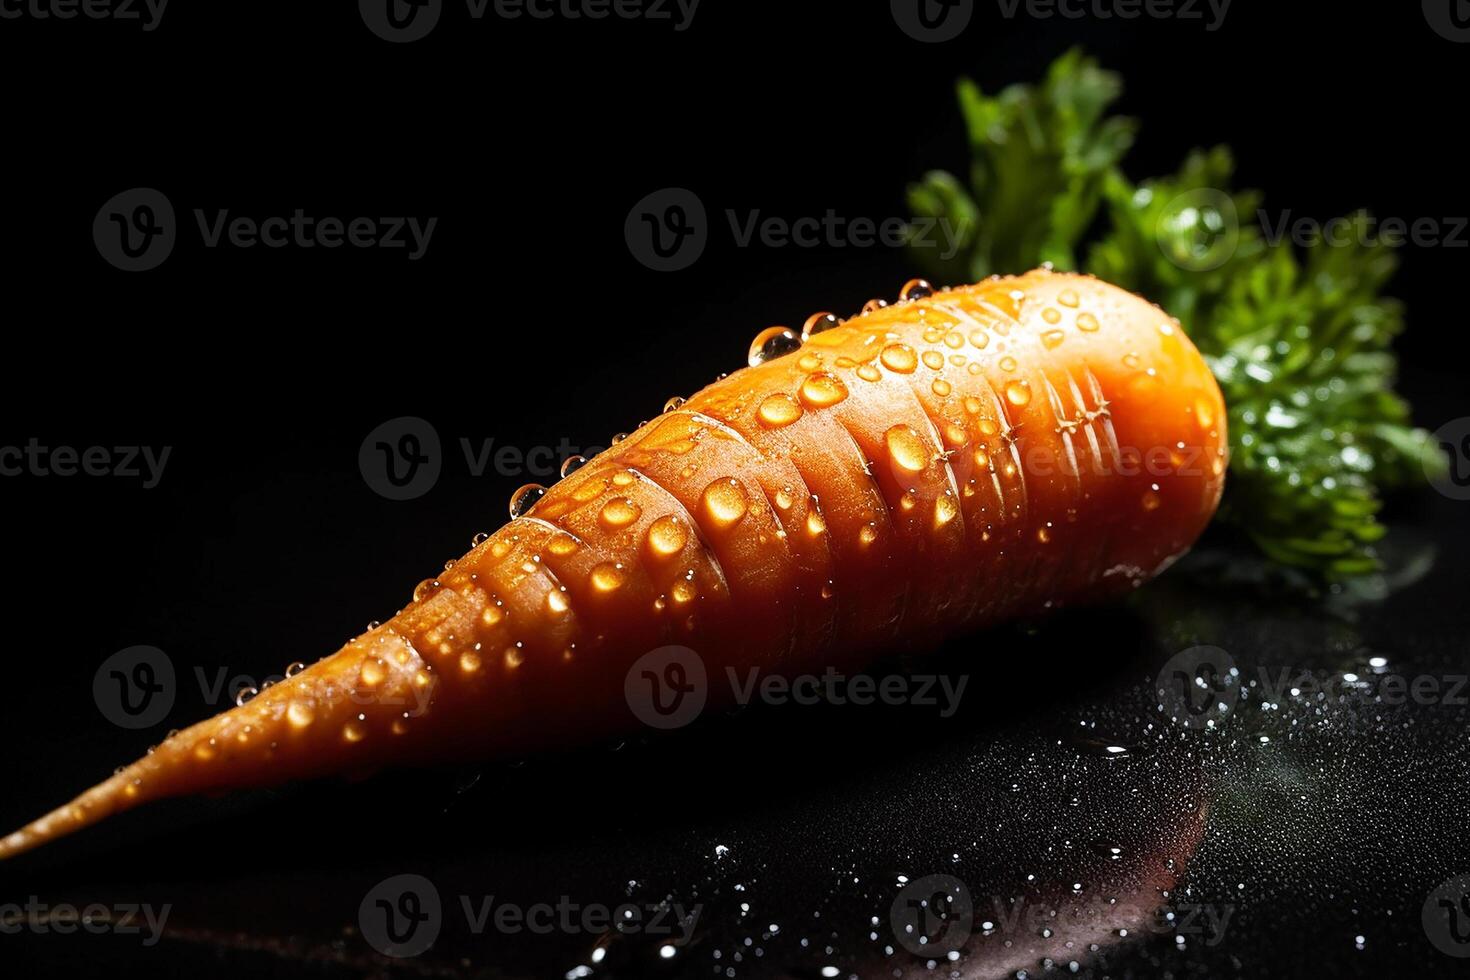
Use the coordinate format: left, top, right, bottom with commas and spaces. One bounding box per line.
0, 270, 1226, 859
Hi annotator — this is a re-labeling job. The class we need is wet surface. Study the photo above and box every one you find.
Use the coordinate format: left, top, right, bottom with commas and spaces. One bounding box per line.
2, 496, 1468, 979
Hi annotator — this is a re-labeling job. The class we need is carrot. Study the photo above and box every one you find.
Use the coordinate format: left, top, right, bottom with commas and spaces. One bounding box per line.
0, 269, 1226, 859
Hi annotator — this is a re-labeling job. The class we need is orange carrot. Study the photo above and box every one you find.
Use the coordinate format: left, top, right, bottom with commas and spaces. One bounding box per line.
0, 269, 1226, 859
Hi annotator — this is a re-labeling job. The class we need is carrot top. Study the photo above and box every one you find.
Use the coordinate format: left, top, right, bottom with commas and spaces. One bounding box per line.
905, 49, 1445, 579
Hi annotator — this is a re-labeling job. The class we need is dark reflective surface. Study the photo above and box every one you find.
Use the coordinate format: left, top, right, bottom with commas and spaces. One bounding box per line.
4, 497, 1468, 979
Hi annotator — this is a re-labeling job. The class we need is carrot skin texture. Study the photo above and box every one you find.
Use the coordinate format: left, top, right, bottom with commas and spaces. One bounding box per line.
0, 271, 1226, 859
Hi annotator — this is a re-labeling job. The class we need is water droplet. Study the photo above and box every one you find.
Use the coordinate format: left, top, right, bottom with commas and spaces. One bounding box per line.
611, 431, 630, 444
944, 331, 964, 350
880, 344, 917, 373
509, 483, 546, 519
1058, 288, 1080, 308
934, 494, 959, 527
590, 563, 627, 592
932, 378, 952, 397
749, 326, 801, 367
611, 470, 636, 487
802, 311, 841, 341
663, 395, 686, 413
1042, 330, 1065, 349
806, 509, 827, 536
560, 455, 588, 479
1076, 312, 1100, 332
885, 424, 929, 474
1195, 397, 1216, 428
547, 532, 580, 556
799, 371, 848, 409
546, 590, 570, 615
861, 298, 888, 314
647, 515, 689, 558
820, 581, 835, 599
974, 447, 991, 469
235, 686, 258, 707
1005, 380, 1032, 407
900, 278, 934, 302
287, 702, 315, 728
285, 661, 306, 677
1000, 355, 1018, 372
1042, 307, 1061, 325
775, 487, 794, 510
1123, 352, 1141, 369
797, 352, 823, 372
858, 525, 877, 547
702, 478, 749, 529
922, 350, 944, 371
600, 497, 641, 529
857, 364, 882, 382
413, 578, 440, 603
1142, 485, 1162, 511
758, 393, 803, 428
482, 603, 504, 626
968, 329, 989, 349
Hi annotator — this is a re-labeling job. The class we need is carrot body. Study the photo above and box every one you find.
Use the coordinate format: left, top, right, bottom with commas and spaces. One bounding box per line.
0, 270, 1226, 859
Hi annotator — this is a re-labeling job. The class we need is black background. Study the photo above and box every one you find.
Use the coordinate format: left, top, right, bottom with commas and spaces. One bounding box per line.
2, 2, 1469, 979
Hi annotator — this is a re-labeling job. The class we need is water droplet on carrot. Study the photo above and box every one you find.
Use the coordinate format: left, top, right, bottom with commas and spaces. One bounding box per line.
702, 478, 749, 529
546, 590, 570, 615
663, 395, 686, 413
862, 298, 888, 314
287, 702, 315, 728
482, 603, 504, 626
1005, 380, 1032, 406
647, 515, 688, 557
285, 661, 306, 677
547, 532, 580, 556
922, 350, 944, 370
932, 378, 952, 397
900, 278, 934, 302
802, 311, 841, 341
974, 447, 991, 469
359, 658, 386, 688
799, 371, 848, 408
1123, 352, 1141, 369
1042, 329, 1065, 349
968, 329, 989, 349
806, 510, 827, 536
1076, 312, 1100, 332
934, 494, 959, 528
599, 497, 641, 529
1058, 289, 1080, 308
1142, 486, 1162, 511
857, 364, 882, 382
1195, 398, 1216, 428
509, 483, 546, 519
749, 326, 801, 367
503, 646, 524, 669
756, 392, 804, 429
590, 563, 626, 592
671, 579, 696, 604
1000, 355, 1017, 372
235, 686, 258, 707
881, 344, 917, 373
775, 487, 794, 510
858, 525, 877, 547
1042, 308, 1061, 324
1037, 525, 1052, 543
886, 425, 929, 474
